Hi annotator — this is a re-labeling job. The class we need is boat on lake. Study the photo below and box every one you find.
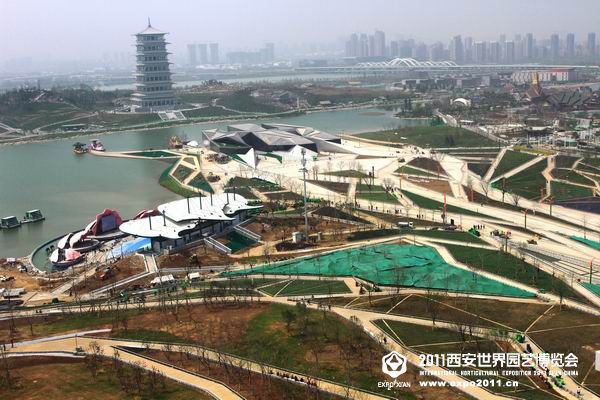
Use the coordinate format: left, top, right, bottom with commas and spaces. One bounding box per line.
21, 209, 45, 224
49, 248, 84, 268
73, 142, 88, 154
0, 216, 21, 229
89, 139, 105, 152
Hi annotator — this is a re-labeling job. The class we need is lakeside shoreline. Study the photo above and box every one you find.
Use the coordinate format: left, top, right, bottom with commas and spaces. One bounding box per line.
0, 102, 407, 148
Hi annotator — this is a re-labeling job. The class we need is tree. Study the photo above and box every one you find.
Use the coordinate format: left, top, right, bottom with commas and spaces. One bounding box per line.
382, 177, 395, 193
85, 341, 104, 379
479, 181, 490, 200
511, 192, 522, 207
282, 309, 297, 333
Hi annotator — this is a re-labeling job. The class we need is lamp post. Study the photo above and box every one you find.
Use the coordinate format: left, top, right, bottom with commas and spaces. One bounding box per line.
300, 148, 309, 241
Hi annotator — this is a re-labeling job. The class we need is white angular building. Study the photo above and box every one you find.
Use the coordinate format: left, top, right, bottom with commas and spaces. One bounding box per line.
131, 20, 178, 112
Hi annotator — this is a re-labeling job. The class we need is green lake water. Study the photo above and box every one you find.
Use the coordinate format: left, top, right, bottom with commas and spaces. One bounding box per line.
0, 108, 426, 258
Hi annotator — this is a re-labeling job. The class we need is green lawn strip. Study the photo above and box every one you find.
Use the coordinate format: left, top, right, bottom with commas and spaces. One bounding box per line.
347, 229, 401, 241
159, 163, 200, 197
491, 150, 538, 180
550, 181, 594, 201
260, 280, 292, 296
582, 158, 600, 167
443, 244, 583, 301
225, 176, 281, 190
217, 90, 285, 113
313, 206, 370, 224
576, 162, 600, 174
374, 319, 465, 346
499, 159, 547, 200
396, 165, 439, 177
324, 169, 369, 178
356, 191, 400, 203
188, 173, 214, 193
306, 179, 350, 194
276, 279, 351, 296
183, 106, 239, 118
551, 168, 595, 186
356, 125, 497, 147
224, 187, 259, 200
402, 190, 488, 217
406, 230, 487, 244
467, 162, 491, 177
554, 155, 580, 169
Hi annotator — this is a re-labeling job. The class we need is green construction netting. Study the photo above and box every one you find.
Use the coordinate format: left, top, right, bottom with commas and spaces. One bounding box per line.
224, 243, 534, 298
582, 283, 600, 298
571, 236, 600, 250
225, 231, 257, 253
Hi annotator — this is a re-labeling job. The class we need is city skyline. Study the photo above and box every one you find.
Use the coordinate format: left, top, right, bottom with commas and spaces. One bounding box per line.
4, 0, 600, 73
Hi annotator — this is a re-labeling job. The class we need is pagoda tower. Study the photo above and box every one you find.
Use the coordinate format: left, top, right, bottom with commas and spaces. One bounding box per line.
131, 19, 178, 112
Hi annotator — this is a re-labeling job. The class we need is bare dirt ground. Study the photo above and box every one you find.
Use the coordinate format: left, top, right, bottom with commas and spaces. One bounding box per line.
71, 255, 146, 294
157, 246, 234, 269
244, 216, 356, 242
407, 177, 452, 194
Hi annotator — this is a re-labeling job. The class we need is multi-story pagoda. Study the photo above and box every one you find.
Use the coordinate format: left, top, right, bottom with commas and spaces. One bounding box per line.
131, 19, 178, 112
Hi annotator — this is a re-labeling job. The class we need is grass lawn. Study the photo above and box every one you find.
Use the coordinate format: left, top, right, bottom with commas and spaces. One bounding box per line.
225, 187, 259, 200
217, 90, 285, 113
324, 169, 369, 178
313, 206, 370, 224
356, 191, 400, 203
551, 168, 595, 186
307, 180, 349, 194
188, 173, 214, 193
406, 229, 487, 244
491, 150, 538, 180
1, 102, 90, 131
159, 163, 201, 197
444, 244, 583, 301
551, 181, 594, 200
183, 106, 238, 118
375, 319, 465, 346
500, 159, 547, 200
356, 125, 497, 148
402, 190, 488, 218
273, 279, 352, 296
226, 176, 281, 191
576, 162, 600, 174
264, 191, 303, 201
554, 155, 580, 168
467, 162, 491, 177
397, 165, 439, 177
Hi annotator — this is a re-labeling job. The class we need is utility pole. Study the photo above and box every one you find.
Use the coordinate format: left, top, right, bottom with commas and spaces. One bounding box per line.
300, 148, 309, 242
523, 209, 528, 229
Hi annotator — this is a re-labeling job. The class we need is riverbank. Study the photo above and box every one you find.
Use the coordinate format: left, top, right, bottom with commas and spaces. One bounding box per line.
0, 101, 405, 148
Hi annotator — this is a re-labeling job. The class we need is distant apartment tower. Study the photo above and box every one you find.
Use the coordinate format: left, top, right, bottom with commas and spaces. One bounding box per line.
210, 43, 219, 64
264, 43, 275, 62
588, 33, 596, 57
198, 43, 208, 64
131, 20, 177, 112
504, 41, 515, 63
566, 33, 575, 58
389, 40, 400, 57
489, 41, 500, 63
373, 30, 386, 57
450, 35, 464, 64
187, 43, 197, 66
525, 33, 534, 59
550, 34, 559, 60
473, 41, 487, 63
464, 36, 473, 62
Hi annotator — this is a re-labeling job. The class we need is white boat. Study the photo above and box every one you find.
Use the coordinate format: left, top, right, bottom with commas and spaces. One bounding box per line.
90, 139, 105, 152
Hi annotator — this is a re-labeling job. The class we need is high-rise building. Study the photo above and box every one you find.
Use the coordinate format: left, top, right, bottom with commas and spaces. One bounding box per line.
450, 35, 464, 64
588, 32, 596, 57
504, 41, 515, 63
390, 40, 399, 57
429, 42, 444, 61
525, 33, 534, 59
359, 34, 369, 58
209, 43, 219, 64
198, 43, 208, 64
473, 41, 487, 63
374, 30, 386, 57
566, 33, 575, 58
131, 20, 177, 112
399, 40, 414, 58
264, 43, 275, 62
489, 41, 500, 63
550, 34, 559, 60
414, 43, 427, 61
345, 33, 359, 57
187, 43, 197, 66
368, 35, 375, 57
464, 36, 473, 62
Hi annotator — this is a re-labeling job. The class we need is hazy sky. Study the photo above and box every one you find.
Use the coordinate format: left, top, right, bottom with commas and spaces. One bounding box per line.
3, 0, 600, 62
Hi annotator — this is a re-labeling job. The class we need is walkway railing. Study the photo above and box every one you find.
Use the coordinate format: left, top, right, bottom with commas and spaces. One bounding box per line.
233, 225, 261, 242
204, 237, 232, 255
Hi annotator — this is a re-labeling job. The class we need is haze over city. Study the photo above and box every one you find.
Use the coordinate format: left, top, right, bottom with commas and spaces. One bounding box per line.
4, 0, 600, 72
